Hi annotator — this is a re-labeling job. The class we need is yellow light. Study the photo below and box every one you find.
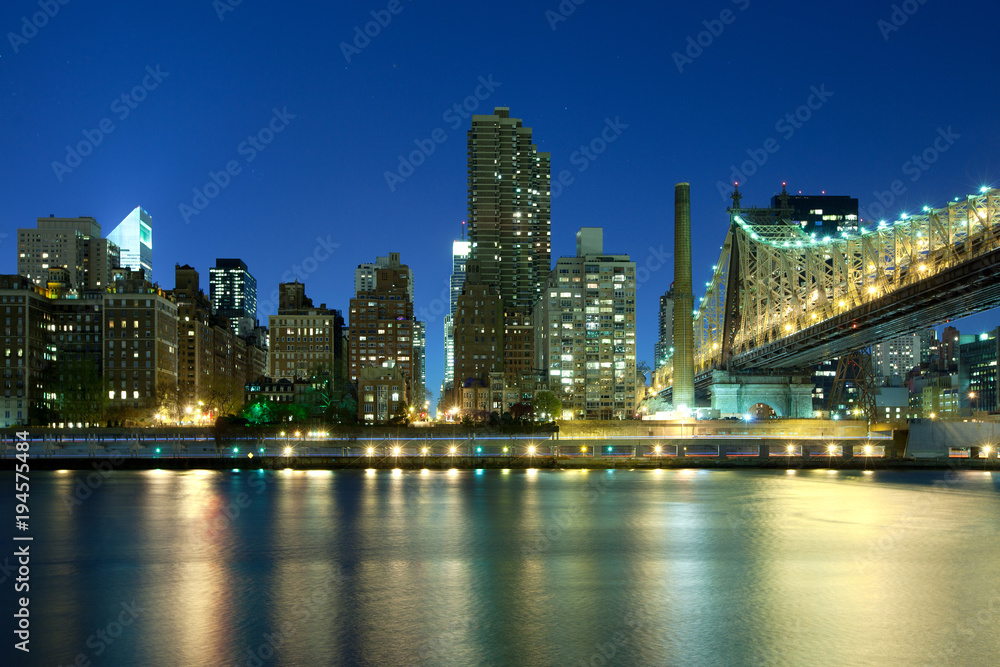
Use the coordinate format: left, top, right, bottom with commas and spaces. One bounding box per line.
392, 446, 401, 455
919, 264, 927, 272
786, 445, 794, 453
868, 286, 877, 294
864, 445, 873, 455
654, 445, 662, 453
449, 447, 456, 454
367, 447, 375, 456
284, 447, 292, 456
839, 301, 846, 307
580, 446, 587, 452
828, 445, 835, 453
248, 452, 253, 459
983, 446, 992, 455
528, 446, 536, 455
421, 447, 428, 455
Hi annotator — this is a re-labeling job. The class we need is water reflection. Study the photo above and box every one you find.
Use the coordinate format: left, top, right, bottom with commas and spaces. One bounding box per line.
7, 469, 999, 666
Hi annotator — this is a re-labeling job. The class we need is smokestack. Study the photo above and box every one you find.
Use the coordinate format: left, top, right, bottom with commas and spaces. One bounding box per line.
672, 182, 695, 412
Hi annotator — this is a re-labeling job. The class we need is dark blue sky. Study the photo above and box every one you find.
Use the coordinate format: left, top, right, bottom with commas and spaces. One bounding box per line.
2, 0, 998, 399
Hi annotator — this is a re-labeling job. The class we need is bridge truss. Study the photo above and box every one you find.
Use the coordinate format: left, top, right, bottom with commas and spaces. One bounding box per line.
695, 187, 1000, 373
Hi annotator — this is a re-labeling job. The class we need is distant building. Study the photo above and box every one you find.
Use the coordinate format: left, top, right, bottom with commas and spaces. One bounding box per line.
873, 333, 923, 380
210, 258, 257, 337
107, 207, 153, 282
534, 228, 637, 420
654, 288, 674, 370
959, 328, 1000, 413
349, 253, 415, 422
17, 216, 120, 292
443, 239, 471, 395
771, 187, 860, 235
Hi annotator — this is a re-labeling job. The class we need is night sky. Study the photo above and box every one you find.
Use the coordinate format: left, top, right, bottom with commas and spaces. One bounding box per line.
2, 0, 998, 401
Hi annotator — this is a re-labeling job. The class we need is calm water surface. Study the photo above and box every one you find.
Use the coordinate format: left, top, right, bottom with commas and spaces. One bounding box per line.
2, 468, 999, 666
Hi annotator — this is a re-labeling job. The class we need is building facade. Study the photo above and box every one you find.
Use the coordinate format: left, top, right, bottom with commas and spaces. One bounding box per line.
467, 107, 551, 312
452, 264, 504, 411
348, 253, 415, 422
210, 258, 257, 338
534, 228, 637, 419
442, 238, 471, 396
18, 216, 120, 292
654, 288, 674, 370
268, 282, 344, 385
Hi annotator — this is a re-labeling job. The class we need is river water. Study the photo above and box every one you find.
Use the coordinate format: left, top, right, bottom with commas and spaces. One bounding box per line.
2, 468, 999, 666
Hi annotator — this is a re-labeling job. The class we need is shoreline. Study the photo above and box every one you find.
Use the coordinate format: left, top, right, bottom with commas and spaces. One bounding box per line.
3, 456, 995, 472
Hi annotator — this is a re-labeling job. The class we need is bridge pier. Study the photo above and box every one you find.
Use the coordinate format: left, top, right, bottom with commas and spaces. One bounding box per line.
710, 371, 814, 418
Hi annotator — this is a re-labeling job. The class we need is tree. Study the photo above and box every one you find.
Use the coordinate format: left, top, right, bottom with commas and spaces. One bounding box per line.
47, 357, 110, 425
509, 402, 534, 421
533, 391, 562, 421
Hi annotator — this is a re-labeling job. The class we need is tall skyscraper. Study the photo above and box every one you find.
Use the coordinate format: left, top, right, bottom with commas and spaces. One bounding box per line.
443, 238, 471, 395
210, 258, 258, 337
534, 228, 637, 420
17, 216, 119, 291
467, 107, 551, 312
107, 207, 153, 282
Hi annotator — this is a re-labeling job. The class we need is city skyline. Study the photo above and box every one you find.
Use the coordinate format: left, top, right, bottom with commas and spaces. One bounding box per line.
2, 1, 998, 403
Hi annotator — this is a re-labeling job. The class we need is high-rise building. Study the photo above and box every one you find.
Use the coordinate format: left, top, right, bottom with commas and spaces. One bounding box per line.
467, 107, 551, 312
107, 207, 153, 282
349, 253, 415, 422
413, 320, 426, 412
534, 228, 637, 419
17, 216, 120, 292
654, 288, 674, 370
210, 258, 257, 337
443, 238, 471, 395
959, 329, 1000, 413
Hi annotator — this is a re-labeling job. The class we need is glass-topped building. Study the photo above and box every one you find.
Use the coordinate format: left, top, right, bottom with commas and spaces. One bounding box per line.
107, 206, 153, 282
